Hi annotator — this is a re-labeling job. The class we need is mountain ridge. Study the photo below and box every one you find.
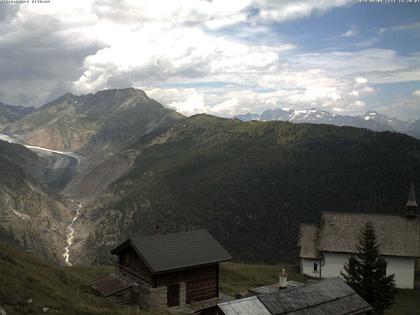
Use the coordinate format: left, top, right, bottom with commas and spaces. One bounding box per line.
3, 89, 420, 266
0, 101, 35, 130
70, 114, 420, 264
5, 88, 185, 162
235, 108, 419, 137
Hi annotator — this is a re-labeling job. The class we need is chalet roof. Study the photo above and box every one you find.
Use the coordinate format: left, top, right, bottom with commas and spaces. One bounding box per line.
248, 281, 303, 296
297, 224, 319, 259
218, 296, 271, 315
318, 211, 420, 257
258, 278, 372, 315
89, 273, 137, 297
111, 229, 232, 273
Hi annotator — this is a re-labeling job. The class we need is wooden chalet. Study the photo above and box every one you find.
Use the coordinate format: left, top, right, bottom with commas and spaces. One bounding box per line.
89, 229, 232, 313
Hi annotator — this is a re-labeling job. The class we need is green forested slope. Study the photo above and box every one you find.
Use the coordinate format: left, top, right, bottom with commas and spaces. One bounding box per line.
82, 115, 420, 263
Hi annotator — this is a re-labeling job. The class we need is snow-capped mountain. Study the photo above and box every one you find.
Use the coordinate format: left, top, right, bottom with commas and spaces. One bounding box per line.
289, 109, 336, 123
360, 111, 414, 132
235, 108, 420, 138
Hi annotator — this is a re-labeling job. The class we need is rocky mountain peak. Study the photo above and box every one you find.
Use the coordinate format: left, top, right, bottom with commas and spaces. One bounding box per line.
6, 88, 184, 161
362, 111, 379, 121
94, 87, 148, 98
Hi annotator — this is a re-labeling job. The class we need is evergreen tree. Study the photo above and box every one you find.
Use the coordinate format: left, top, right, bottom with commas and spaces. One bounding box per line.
341, 221, 397, 315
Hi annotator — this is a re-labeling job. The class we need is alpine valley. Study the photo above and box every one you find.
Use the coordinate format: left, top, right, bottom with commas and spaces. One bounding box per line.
2, 88, 420, 266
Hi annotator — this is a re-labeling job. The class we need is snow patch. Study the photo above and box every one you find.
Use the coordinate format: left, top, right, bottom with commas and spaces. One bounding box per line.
289, 109, 330, 121
363, 111, 377, 121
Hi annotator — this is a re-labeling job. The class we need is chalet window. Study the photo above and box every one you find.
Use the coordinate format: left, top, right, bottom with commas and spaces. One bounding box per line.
167, 284, 180, 307
313, 262, 318, 272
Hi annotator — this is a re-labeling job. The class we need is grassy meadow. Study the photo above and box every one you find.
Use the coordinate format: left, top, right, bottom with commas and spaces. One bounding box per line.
1, 241, 419, 314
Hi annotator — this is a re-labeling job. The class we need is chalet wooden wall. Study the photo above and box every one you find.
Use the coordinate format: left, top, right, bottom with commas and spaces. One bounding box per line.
117, 247, 153, 283
155, 265, 219, 302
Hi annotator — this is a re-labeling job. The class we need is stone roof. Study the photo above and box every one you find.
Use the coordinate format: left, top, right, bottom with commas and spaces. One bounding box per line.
320, 211, 420, 257
89, 273, 137, 297
297, 224, 319, 259
111, 229, 232, 273
258, 278, 372, 315
248, 281, 303, 296
218, 296, 271, 315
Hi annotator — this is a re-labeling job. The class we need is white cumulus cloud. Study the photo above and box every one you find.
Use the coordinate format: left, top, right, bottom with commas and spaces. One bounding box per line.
355, 77, 368, 84
341, 26, 359, 38
0, 0, 418, 119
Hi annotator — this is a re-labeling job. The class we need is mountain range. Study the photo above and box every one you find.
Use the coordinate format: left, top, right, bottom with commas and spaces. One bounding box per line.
0, 101, 35, 130
72, 114, 420, 264
1, 88, 420, 265
5, 88, 183, 162
235, 108, 420, 138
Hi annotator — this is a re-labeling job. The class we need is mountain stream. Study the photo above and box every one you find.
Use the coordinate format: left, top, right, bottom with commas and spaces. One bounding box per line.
63, 202, 83, 266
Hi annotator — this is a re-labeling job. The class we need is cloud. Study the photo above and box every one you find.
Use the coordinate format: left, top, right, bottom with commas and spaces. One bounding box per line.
361, 86, 375, 93
71, 23, 294, 96
341, 26, 359, 38
145, 87, 244, 116
146, 87, 206, 115
379, 22, 420, 35
355, 77, 368, 84
298, 49, 420, 85
0, 0, 417, 120
352, 100, 365, 108
0, 0, 103, 105
349, 90, 359, 97
254, 0, 353, 23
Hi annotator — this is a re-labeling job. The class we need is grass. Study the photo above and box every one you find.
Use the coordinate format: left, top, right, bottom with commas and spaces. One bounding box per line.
63, 265, 114, 283
1, 242, 419, 315
386, 290, 420, 315
386, 266, 420, 315
219, 262, 307, 296
0, 242, 155, 315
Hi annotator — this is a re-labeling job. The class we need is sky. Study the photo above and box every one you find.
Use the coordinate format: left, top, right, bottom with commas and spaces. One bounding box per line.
0, 0, 419, 119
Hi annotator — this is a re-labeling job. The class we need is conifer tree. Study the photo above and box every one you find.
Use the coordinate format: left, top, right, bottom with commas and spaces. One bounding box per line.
341, 221, 397, 314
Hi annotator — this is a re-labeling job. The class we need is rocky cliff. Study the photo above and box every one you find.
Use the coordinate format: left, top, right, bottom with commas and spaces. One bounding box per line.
0, 140, 72, 264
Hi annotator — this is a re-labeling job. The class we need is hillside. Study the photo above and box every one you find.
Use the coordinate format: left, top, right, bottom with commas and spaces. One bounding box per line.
0, 134, 84, 192
0, 140, 72, 264
6, 88, 184, 162
1, 241, 417, 315
72, 115, 420, 264
0, 240, 300, 315
0, 242, 156, 315
0, 102, 35, 130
